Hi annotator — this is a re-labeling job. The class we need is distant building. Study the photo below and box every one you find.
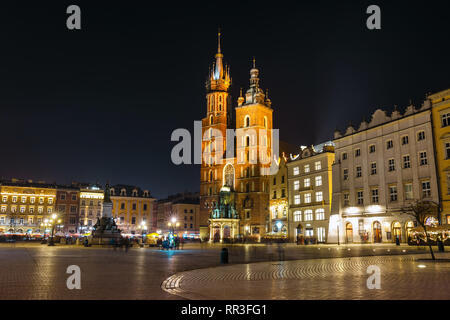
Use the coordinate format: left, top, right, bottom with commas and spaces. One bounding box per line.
79, 184, 104, 232
268, 155, 288, 238
55, 184, 80, 234
155, 192, 199, 236
110, 184, 154, 234
0, 179, 57, 234
287, 144, 335, 243
329, 103, 439, 244
429, 88, 450, 225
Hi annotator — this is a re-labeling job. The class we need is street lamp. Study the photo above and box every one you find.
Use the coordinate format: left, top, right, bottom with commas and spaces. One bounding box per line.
48, 214, 59, 246
140, 221, 147, 243
167, 218, 180, 247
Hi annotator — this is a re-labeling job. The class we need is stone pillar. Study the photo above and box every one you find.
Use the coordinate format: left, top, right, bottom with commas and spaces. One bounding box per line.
219, 224, 224, 242
209, 223, 213, 242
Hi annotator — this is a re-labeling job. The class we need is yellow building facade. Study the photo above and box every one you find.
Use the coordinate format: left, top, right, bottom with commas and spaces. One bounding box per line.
430, 88, 450, 225
0, 180, 57, 234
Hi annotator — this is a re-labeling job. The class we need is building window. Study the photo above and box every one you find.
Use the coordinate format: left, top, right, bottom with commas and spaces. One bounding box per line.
356, 166, 362, 178
281, 189, 286, 198
12, 196, 17, 203
294, 195, 300, 205
60, 194, 66, 200
401, 135, 409, 145
417, 131, 426, 141
445, 142, 450, 159
315, 161, 321, 170
419, 151, 428, 165
293, 210, 302, 222
343, 193, 350, 206
441, 113, 450, 127
30, 197, 35, 204
371, 189, 379, 203
48, 207, 53, 214
143, 204, 148, 211
386, 140, 393, 149
355, 148, 361, 157
293, 167, 299, 175
294, 180, 300, 190
304, 164, 310, 173
120, 203, 125, 210
244, 115, 250, 127
70, 206, 77, 213
305, 193, 311, 203
389, 186, 398, 202
304, 210, 313, 221
38, 207, 43, 213
369, 145, 376, 153
39, 198, 44, 204
370, 162, 377, 175
422, 181, 431, 198
132, 203, 137, 210
273, 177, 276, 185
342, 152, 347, 160
315, 191, 323, 202
1, 206, 5, 213
315, 208, 325, 220
72, 194, 77, 201
343, 169, 349, 180
29, 207, 34, 213
304, 178, 311, 188
131, 217, 136, 224
273, 191, 277, 199
403, 155, 411, 169
317, 227, 326, 242
21, 196, 26, 203
281, 175, 285, 184
388, 159, 395, 172
20, 206, 25, 213
315, 176, 322, 186
2, 196, 6, 202
357, 191, 364, 205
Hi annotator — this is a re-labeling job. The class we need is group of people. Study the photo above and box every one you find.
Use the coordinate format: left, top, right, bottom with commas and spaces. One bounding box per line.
156, 236, 183, 250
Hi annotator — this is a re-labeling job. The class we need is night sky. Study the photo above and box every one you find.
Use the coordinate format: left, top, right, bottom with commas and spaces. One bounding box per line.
0, 1, 449, 198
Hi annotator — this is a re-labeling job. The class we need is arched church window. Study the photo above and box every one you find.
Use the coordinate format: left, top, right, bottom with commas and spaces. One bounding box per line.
244, 115, 250, 127
246, 135, 250, 147
209, 170, 213, 182
223, 164, 235, 188
210, 115, 213, 125
219, 95, 222, 102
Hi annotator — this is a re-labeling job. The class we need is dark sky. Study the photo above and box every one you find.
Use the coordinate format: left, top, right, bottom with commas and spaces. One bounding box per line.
0, 1, 449, 199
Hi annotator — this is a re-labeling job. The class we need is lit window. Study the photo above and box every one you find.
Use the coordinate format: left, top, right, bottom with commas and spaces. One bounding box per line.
304, 178, 310, 188
315, 191, 323, 202
315, 208, 325, 220
304, 210, 313, 221
293, 210, 302, 222
294, 180, 300, 190
293, 167, 299, 175
315, 161, 321, 170
294, 195, 300, 205
1, 206, 6, 213
305, 193, 311, 203
21, 197, 26, 203
39, 198, 44, 204
2, 196, 6, 202
48, 198, 53, 204
317, 227, 326, 242
29, 207, 34, 213
38, 207, 43, 213
30, 197, 35, 204
12, 196, 17, 203
315, 176, 322, 186
304, 164, 310, 173
20, 206, 25, 213
48, 207, 53, 214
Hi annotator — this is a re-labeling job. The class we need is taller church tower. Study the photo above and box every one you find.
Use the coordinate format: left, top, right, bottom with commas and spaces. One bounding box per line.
199, 32, 232, 239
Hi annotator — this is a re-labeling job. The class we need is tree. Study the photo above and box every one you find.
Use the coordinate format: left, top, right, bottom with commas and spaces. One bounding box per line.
402, 200, 439, 260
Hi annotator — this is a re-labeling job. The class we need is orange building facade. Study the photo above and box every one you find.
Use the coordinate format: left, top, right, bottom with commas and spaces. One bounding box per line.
199, 34, 274, 241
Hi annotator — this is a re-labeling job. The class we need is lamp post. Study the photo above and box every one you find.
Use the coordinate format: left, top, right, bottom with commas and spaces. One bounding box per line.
140, 221, 147, 244
167, 217, 179, 248
48, 213, 58, 246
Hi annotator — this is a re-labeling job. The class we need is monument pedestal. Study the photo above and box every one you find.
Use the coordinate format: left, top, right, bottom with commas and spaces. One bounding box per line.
91, 200, 122, 245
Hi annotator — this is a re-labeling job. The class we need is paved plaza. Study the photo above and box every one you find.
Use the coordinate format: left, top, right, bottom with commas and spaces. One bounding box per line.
0, 242, 447, 299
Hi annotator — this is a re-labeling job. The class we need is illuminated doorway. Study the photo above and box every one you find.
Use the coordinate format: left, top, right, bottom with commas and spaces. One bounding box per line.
405, 221, 414, 241
373, 221, 382, 243
392, 221, 402, 242
345, 222, 353, 243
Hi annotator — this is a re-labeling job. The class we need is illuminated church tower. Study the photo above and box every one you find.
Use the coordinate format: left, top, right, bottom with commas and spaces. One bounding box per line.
199, 34, 273, 242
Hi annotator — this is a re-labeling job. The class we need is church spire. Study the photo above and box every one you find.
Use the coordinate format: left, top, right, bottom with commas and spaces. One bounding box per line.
214, 29, 224, 80
206, 30, 231, 92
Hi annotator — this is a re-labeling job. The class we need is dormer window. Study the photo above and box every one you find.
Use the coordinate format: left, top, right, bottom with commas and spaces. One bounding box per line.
120, 189, 126, 196
132, 190, 138, 197
110, 188, 115, 196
